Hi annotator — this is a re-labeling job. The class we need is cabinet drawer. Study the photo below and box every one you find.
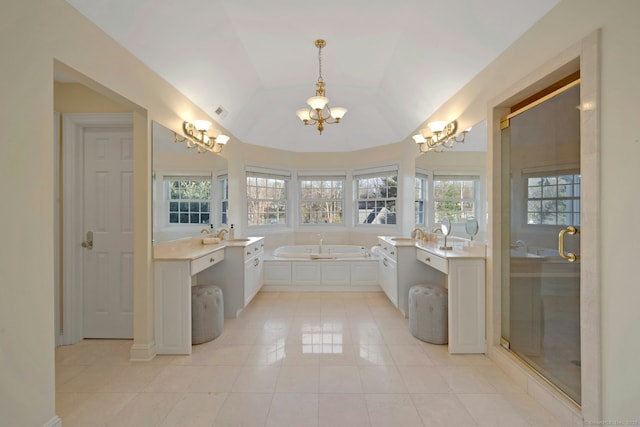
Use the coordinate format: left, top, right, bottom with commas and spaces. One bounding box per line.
416, 249, 447, 274
191, 250, 225, 275
378, 239, 397, 261
244, 241, 265, 261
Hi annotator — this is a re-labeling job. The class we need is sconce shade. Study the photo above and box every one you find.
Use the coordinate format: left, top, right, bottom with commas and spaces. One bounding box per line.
427, 121, 445, 133
174, 120, 230, 154
193, 120, 212, 132
307, 95, 329, 110
330, 107, 347, 119
296, 108, 312, 121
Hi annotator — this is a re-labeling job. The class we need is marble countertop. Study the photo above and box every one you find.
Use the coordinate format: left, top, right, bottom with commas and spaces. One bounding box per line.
378, 236, 486, 259
154, 236, 263, 261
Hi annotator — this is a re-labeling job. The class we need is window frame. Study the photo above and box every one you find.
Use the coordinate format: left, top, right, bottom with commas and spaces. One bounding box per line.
524, 171, 581, 226
415, 171, 429, 227
245, 167, 291, 229
161, 173, 213, 230
216, 172, 229, 228
432, 174, 480, 226
353, 167, 399, 228
298, 175, 346, 226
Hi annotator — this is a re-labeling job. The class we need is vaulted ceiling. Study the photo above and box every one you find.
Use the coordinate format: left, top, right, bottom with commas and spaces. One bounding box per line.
63, 0, 559, 152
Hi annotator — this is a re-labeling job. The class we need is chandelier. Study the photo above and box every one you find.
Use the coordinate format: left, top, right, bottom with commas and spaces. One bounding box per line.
174, 120, 229, 154
296, 39, 347, 134
412, 120, 469, 153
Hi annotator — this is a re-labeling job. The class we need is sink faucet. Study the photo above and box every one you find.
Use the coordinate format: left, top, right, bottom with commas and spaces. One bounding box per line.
216, 228, 229, 240
200, 228, 212, 235
411, 227, 426, 241
512, 240, 527, 251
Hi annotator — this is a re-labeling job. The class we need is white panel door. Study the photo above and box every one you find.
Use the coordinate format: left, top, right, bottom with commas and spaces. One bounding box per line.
82, 127, 133, 338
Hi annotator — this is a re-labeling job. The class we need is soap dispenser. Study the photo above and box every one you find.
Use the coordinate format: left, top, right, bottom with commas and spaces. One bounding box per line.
229, 224, 235, 240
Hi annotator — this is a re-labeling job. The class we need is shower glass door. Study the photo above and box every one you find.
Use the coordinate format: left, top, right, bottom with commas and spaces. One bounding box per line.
500, 79, 582, 404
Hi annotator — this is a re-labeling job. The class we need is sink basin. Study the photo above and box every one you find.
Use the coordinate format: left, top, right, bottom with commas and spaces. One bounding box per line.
226, 238, 251, 242
391, 237, 416, 242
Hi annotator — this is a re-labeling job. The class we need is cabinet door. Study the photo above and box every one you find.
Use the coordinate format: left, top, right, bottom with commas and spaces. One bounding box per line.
379, 256, 398, 307
263, 262, 292, 285
448, 259, 485, 353
244, 258, 254, 306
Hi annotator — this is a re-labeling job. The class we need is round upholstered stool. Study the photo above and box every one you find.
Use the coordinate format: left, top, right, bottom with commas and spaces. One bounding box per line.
408, 284, 448, 344
191, 284, 224, 344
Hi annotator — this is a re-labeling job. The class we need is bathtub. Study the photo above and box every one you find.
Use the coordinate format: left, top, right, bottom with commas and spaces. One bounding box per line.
273, 245, 370, 259
264, 244, 379, 290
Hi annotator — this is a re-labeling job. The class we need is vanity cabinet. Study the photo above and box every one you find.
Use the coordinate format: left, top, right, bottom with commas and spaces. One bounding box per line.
416, 247, 486, 354
377, 237, 441, 317
154, 247, 225, 355
199, 237, 265, 318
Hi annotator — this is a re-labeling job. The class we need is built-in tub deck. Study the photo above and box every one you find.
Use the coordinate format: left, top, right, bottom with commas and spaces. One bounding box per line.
263, 244, 380, 291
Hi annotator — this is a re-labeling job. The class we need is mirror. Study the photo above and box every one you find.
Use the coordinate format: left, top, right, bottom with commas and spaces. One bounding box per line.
440, 217, 453, 250
465, 218, 479, 240
152, 121, 228, 244
440, 217, 451, 236
414, 120, 487, 242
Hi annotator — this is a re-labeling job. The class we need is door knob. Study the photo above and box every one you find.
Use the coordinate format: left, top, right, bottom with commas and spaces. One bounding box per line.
81, 231, 93, 250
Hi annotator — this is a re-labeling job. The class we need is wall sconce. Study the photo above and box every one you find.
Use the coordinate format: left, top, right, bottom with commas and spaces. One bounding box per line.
174, 120, 230, 153
413, 120, 470, 153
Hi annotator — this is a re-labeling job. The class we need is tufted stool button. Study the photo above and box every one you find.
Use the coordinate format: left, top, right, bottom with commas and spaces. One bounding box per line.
191, 284, 224, 344
408, 284, 448, 344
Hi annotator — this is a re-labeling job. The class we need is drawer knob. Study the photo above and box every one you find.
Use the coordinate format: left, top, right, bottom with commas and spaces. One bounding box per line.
390, 251, 395, 255
425, 257, 431, 262
247, 251, 252, 256
210, 257, 215, 263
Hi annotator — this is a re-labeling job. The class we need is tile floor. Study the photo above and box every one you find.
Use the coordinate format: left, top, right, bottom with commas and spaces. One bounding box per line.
56, 292, 566, 427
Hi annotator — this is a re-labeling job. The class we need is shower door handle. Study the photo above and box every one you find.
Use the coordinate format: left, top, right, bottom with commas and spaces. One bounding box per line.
558, 226, 579, 262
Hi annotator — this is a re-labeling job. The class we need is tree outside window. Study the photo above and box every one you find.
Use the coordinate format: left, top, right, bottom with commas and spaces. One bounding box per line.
299, 178, 344, 224
246, 174, 288, 226
166, 178, 211, 224
527, 173, 580, 225
433, 175, 478, 223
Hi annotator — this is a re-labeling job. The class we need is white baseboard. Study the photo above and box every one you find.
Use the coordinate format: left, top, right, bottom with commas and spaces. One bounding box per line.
43, 415, 62, 427
129, 341, 156, 362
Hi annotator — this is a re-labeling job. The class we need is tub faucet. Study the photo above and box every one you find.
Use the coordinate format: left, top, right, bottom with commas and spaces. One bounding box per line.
318, 233, 324, 254
216, 228, 229, 240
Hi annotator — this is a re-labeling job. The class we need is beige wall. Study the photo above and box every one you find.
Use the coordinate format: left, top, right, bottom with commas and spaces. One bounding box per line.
2, 0, 639, 425
0, 1, 221, 425
423, 0, 640, 421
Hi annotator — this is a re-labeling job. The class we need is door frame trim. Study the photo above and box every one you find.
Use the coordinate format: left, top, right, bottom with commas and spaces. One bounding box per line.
487, 30, 601, 423
60, 113, 133, 345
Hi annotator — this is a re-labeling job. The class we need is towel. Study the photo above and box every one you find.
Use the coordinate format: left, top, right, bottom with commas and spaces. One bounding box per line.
370, 246, 382, 257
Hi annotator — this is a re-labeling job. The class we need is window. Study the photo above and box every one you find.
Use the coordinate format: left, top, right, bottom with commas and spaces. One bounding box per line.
299, 176, 345, 224
246, 169, 289, 226
216, 175, 228, 227
415, 174, 428, 226
355, 170, 398, 225
433, 175, 479, 223
526, 173, 580, 225
165, 177, 211, 225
